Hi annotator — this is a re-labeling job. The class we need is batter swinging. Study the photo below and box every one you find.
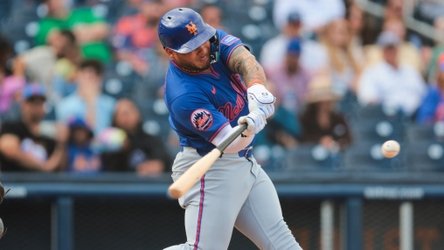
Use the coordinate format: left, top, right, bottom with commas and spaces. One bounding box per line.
159, 7, 302, 250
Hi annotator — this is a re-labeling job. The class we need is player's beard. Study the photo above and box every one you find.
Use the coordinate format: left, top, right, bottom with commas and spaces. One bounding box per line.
180, 59, 211, 73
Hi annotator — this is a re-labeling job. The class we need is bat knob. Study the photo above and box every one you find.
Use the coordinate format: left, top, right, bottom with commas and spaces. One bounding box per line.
168, 187, 183, 199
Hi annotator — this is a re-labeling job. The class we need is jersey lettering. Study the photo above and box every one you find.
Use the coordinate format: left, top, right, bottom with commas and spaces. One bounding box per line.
217, 94, 245, 121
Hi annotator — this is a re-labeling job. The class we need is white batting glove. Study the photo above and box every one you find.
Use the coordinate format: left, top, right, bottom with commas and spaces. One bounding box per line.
237, 111, 267, 137
247, 84, 276, 119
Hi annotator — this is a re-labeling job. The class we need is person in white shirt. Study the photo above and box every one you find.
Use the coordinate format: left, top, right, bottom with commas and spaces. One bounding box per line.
358, 31, 426, 117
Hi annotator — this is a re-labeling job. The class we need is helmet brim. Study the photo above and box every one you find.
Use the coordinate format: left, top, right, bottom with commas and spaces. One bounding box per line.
173, 25, 216, 54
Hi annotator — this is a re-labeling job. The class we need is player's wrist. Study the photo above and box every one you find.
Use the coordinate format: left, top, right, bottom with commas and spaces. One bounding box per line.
247, 82, 261, 88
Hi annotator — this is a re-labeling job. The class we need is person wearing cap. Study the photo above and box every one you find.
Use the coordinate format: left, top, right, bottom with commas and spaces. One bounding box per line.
417, 54, 444, 124
358, 30, 426, 117
65, 116, 101, 174
0, 84, 68, 172
300, 73, 352, 151
260, 10, 303, 72
266, 37, 311, 114
363, 18, 422, 73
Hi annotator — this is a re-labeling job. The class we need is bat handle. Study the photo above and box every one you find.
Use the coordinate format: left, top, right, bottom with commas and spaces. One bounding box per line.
216, 124, 248, 152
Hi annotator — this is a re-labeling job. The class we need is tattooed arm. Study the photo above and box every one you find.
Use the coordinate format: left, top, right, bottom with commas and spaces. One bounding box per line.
228, 45, 267, 88
228, 45, 276, 118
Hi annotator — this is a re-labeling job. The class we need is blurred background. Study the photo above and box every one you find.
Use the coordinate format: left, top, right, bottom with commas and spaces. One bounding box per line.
1, 0, 444, 249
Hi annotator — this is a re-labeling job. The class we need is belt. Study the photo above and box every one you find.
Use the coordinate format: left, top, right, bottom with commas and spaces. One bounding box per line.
180, 146, 253, 158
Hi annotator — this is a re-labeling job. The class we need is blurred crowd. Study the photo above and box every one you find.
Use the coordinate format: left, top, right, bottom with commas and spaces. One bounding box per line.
1, 0, 444, 174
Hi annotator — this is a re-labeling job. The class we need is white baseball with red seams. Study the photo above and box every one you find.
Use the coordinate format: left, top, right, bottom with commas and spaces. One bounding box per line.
381, 140, 401, 158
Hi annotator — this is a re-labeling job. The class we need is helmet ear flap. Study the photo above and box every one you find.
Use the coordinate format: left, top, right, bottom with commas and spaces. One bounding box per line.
209, 35, 220, 64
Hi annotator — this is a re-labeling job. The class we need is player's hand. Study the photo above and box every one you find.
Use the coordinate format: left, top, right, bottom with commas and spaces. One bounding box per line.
247, 84, 276, 119
237, 111, 266, 137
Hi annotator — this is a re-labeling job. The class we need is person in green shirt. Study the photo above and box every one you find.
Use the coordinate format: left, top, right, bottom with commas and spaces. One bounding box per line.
35, 0, 111, 63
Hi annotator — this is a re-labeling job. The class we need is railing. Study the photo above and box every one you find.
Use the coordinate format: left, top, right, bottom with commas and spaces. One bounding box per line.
1, 172, 444, 250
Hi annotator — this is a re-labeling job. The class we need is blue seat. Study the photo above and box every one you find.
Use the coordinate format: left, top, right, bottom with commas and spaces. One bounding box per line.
350, 105, 408, 143
405, 141, 444, 171
405, 123, 444, 171
279, 144, 342, 171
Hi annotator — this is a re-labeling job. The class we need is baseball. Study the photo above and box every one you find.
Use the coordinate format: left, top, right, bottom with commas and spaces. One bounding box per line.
381, 140, 400, 158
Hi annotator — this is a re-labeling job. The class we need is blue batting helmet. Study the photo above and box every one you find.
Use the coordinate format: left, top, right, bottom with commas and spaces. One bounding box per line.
158, 7, 216, 54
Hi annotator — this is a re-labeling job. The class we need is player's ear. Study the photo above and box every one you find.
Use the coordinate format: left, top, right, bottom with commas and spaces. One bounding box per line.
164, 48, 174, 58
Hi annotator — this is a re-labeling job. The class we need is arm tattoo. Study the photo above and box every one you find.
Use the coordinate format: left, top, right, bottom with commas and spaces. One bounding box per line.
228, 46, 266, 87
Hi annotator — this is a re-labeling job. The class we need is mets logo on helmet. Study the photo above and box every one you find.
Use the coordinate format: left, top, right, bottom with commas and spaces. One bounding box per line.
186, 21, 198, 35
191, 109, 213, 131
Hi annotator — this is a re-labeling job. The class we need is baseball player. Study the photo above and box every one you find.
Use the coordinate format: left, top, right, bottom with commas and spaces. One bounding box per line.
159, 8, 302, 250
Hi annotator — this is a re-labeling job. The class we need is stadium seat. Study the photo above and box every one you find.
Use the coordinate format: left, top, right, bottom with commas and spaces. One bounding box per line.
406, 122, 444, 142
405, 141, 444, 171
279, 144, 343, 171
350, 104, 408, 143
404, 122, 444, 171
337, 90, 359, 120
102, 61, 139, 99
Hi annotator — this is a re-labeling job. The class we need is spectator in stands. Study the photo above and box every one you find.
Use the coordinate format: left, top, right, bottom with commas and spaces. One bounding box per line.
65, 116, 101, 174
163, 0, 196, 9
56, 59, 116, 135
318, 18, 362, 97
0, 84, 68, 172
14, 29, 82, 104
199, 4, 225, 30
101, 99, 171, 176
35, 0, 111, 63
364, 18, 423, 73
273, 0, 345, 33
300, 73, 352, 151
260, 10, 303, 72
417, 54, 444, 124
345, 1, 365, 64
266, 38, 310, 114
0, 34, 25, 120
384, 0, 403, 23
50, 30, 83, 100
426, 16, 444, 83
112, 0, 165, 76
358, 31, 426, 118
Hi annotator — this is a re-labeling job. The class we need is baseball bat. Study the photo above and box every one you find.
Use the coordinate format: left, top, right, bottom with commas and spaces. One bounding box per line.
168, 124, 248, 199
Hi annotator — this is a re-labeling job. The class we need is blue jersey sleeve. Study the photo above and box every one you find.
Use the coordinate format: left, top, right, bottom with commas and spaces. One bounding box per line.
217, 30, 244, 65
170, 92, 230, 142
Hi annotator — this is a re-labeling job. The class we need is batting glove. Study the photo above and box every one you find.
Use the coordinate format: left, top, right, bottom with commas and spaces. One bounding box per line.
247, 84, 276, 119
237, 111, 267, 137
